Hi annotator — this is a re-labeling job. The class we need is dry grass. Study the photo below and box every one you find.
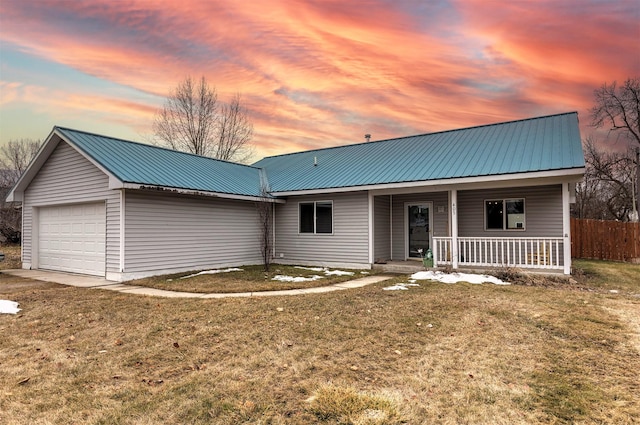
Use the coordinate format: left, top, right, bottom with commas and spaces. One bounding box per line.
572, 259, 640, 294
126, 265, 374, 293
490, 259, 640, 294
0, 244, 21, 270
1, 261, 639, 424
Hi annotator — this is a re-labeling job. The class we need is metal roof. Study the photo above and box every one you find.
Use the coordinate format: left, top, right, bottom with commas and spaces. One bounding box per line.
56, 127, 264, 197
253, 112, 585, 193
41, 112, 584, 200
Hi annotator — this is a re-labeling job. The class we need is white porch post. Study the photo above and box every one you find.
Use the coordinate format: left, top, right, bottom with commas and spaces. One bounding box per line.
389, 195, 393, 260
562, 182, 572, 274
120, 189, 125, 273
451, 189, 459, 269
368, 191, 374, 264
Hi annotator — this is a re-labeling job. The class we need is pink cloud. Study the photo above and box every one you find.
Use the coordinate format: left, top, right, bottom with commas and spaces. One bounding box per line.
1, 0, 638, 156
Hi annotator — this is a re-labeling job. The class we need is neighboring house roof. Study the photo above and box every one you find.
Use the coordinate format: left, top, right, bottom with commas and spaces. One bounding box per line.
253, 112, 585, 193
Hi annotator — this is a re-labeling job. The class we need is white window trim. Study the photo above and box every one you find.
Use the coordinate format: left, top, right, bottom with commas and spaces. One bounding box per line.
484, 198, 526, 231
298, 200, 334, 235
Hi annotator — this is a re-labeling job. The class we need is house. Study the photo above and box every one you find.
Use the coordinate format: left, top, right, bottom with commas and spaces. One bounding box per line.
6, 112, 585, 280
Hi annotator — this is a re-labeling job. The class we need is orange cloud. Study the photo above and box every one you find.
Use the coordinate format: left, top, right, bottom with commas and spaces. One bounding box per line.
1, 0, 638, 156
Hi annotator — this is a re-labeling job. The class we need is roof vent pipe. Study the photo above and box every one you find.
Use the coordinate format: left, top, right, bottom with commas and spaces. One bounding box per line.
314, 156, 317, 166
365, 134, 371, 142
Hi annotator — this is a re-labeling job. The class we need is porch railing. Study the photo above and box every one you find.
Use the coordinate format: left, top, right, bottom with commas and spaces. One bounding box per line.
433, 237, 564, 269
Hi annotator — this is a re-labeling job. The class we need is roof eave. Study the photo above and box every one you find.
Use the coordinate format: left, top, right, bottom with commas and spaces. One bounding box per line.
268, 167, 586, 197
120, 183, 285, 203
6, 127, 126, 203
6, 127, 60, 202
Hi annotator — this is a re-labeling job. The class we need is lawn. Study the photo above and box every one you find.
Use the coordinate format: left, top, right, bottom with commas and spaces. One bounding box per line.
125, 265, 375, 293
0, 260, 638, 424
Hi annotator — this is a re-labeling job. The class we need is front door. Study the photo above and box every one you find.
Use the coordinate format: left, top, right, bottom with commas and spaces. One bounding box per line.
407, 203, 432, 259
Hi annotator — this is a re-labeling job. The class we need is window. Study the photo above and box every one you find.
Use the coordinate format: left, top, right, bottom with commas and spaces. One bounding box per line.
506, 199, 525, 229
299, 203, 314, 233
315, 202, 333, 233
299, 201, 333, 234
485, 199, 525, 230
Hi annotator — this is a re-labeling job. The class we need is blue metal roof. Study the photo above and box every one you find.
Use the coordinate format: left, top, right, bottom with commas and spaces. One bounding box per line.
56, 127, 264, 197
52, 112, 584, 199
253, 112, 585, 192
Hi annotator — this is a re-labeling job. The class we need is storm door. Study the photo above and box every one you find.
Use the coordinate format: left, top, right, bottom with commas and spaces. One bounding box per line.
406, 203, 432, 259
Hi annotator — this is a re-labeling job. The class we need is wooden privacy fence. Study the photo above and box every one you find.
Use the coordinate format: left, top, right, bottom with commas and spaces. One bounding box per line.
571, 218, 640, 262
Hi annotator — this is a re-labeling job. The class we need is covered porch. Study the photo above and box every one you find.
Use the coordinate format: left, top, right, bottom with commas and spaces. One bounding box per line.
369, 181, 574, 274
432, 236, 565, 270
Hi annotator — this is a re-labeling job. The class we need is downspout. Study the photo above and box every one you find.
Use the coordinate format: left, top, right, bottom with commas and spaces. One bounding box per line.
389, 195, 393, 260
562, 182, 571, 274
120, 189, 125, 273
368, 192, 374, 265
21, 198, 25, 267
272, 202, 276, 261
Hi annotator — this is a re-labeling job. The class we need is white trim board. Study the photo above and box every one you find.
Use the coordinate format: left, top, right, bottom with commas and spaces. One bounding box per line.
270, 168, 585, 197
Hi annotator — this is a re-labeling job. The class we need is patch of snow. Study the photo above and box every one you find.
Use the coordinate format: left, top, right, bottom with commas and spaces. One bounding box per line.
609, 289, 619, 294
383, 282, 421, 291
411, 270, 510, 285
294, 267, 354, 276
383, 284, 409, 291
180, 268, 244, 279
294, 266, 325, 272
0, 300, 21, 314
272, 274, 324, 283
324, 269, 354, 276
360, 271, 370, 275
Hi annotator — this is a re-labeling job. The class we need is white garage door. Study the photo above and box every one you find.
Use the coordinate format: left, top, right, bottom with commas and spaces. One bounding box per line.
39, 203, 106, 276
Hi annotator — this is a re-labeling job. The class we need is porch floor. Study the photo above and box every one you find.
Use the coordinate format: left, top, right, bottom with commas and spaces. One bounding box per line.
372, 261, 425, 274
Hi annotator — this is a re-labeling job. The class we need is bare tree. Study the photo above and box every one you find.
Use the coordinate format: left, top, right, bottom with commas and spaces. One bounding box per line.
0, 138, 41, 186
574, 138, 637, 221
153, 76, 218, 157
216, 93, 254, 162
591, 77, 640, 221
153, 76, 253, 162
255, 185, 273, 272
1, 138, 41, 243
591, 77, 640, 147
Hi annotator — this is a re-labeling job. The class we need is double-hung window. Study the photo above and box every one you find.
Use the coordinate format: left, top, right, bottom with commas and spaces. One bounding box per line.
299, 201, 333, 234
485, 199, 525, 230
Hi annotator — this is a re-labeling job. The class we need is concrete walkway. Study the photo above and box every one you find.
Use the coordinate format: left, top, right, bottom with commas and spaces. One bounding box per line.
2, 269, 394, 298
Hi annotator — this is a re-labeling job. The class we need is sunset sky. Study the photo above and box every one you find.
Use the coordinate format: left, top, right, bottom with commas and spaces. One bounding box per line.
1, 0, 638, 160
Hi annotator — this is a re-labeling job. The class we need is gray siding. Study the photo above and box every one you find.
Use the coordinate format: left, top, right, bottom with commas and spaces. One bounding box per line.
457, 185, 563, 237
22, 141, 120, 273
274, 191, 369, 265
391, 192, 448, 260
124, 191, 262, 273
373, 195, 391, 260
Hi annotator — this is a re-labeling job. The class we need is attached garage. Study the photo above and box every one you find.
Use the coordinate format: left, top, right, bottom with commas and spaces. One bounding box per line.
38, 202, 106, 276
7, 126, 270, 281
